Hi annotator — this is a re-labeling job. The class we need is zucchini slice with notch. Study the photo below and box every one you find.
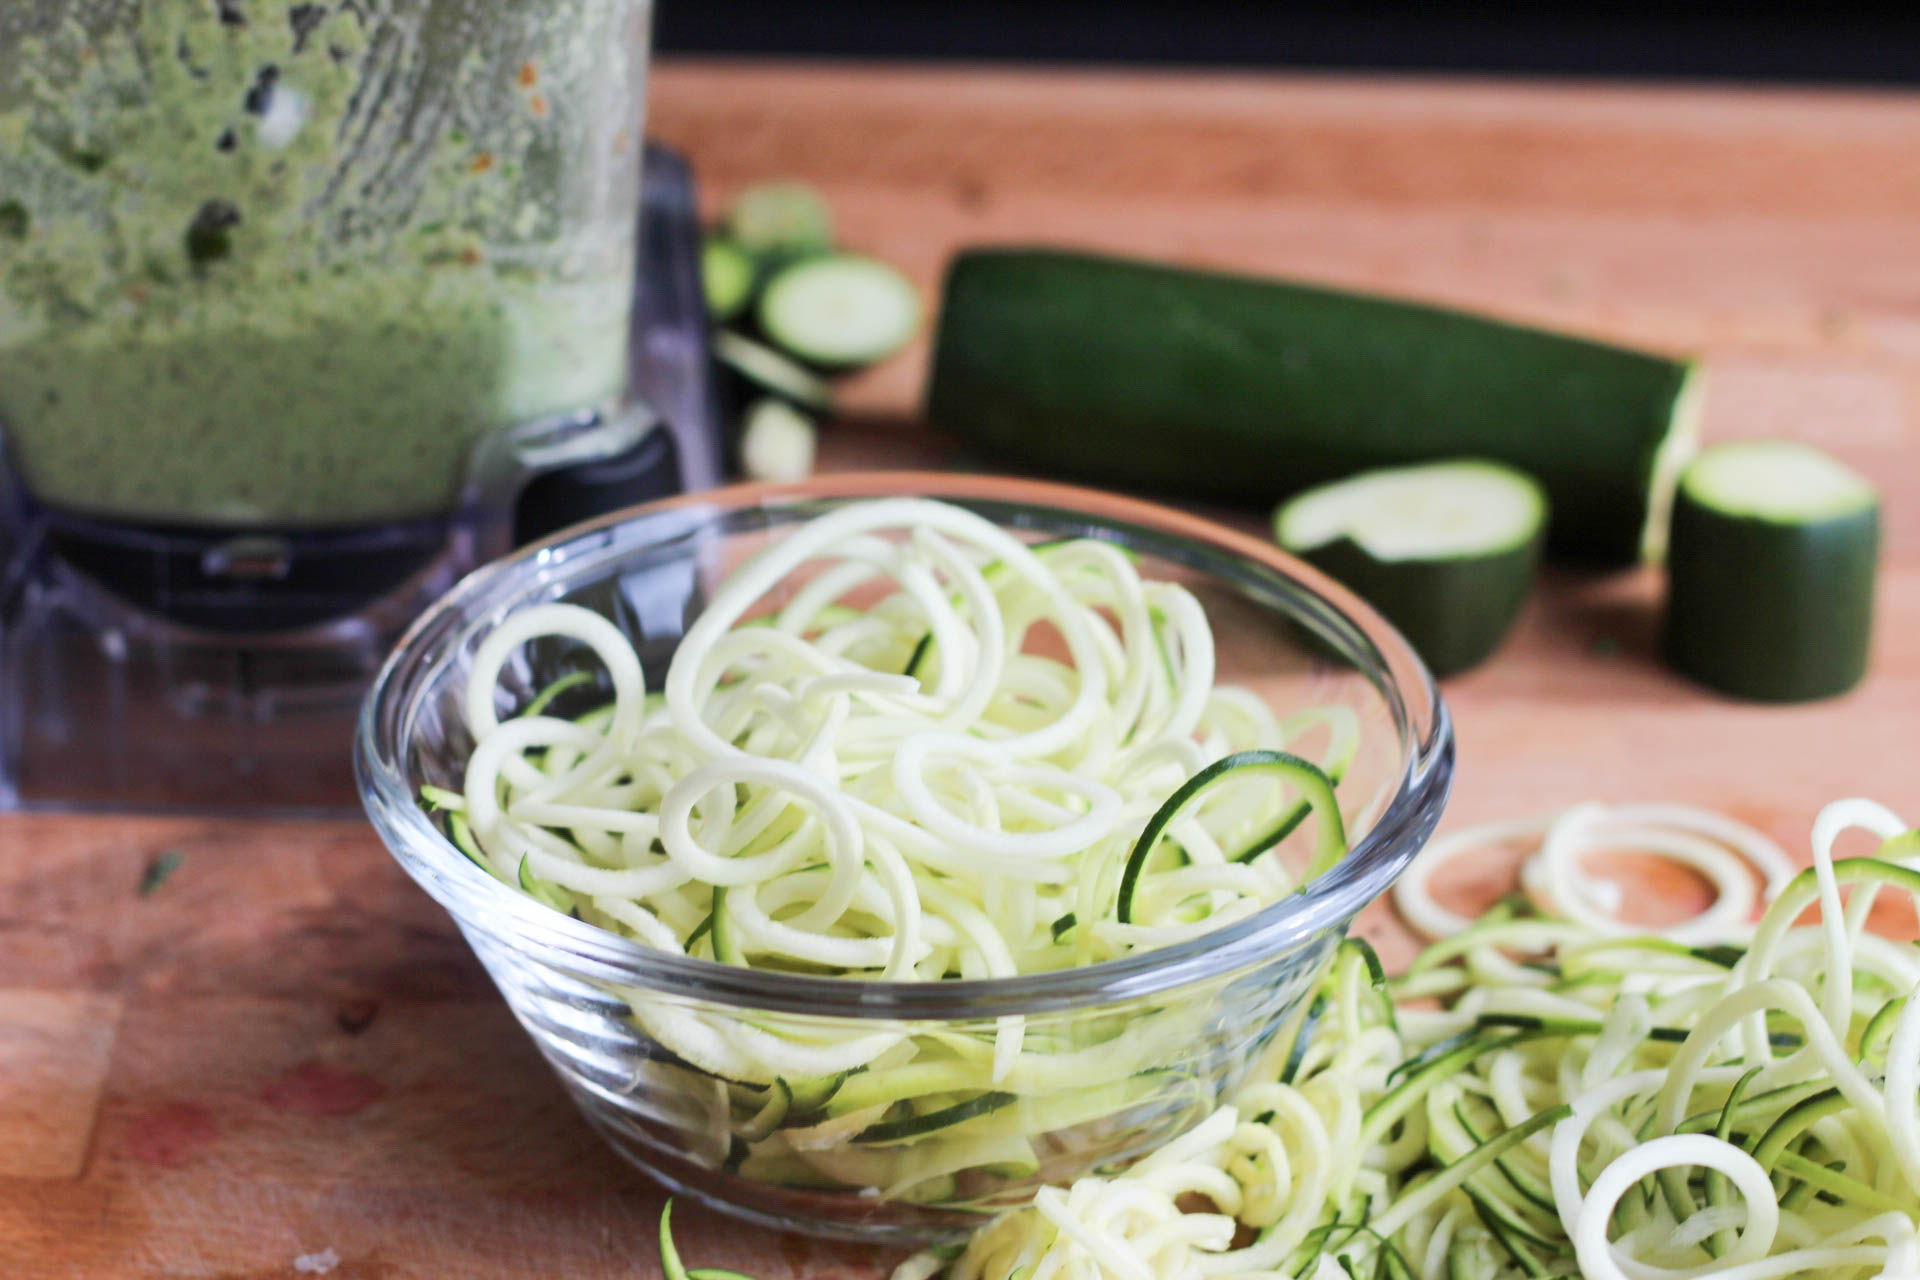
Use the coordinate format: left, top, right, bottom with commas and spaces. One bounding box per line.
1276, 460, 1547, 676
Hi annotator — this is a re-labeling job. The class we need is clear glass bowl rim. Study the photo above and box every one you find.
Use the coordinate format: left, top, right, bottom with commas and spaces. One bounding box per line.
356, 472, 1454, 1020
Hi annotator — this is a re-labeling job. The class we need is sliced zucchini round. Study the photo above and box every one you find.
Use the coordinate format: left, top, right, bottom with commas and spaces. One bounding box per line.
701, 236, 756, 323
757, 255, 920, 368
1275, 460, 1547, 677
722, 181, 835, 259
737, 398, 818, 484
1662, 439, 1879, 702
712, 329, 835, 412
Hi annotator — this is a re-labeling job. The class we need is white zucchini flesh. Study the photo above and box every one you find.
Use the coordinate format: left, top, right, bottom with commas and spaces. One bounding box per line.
1681, 439, 1875, 523
1276, 460, 1546, 562
758, 255, 921, 366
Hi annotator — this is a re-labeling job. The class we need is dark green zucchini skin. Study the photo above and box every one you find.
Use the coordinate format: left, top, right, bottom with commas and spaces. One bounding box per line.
1662, 491, 1879, 702
1296, 535, 1542, 678
926, 249, 1696, 565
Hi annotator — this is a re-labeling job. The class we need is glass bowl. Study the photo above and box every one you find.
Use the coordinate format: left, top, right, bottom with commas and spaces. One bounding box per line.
356, 473, 1454, 1243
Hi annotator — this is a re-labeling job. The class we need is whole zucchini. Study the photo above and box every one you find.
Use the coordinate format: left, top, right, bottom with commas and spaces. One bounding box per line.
926, 249, 1701, 564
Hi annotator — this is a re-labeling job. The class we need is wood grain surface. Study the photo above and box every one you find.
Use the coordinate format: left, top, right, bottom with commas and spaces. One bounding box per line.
5, 59, 1920, 1278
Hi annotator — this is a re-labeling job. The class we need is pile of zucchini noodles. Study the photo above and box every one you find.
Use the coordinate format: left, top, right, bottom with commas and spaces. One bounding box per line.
430, 498, 1360, 1199
1395, 802, 1801, 948
848, 797, 1920, 1280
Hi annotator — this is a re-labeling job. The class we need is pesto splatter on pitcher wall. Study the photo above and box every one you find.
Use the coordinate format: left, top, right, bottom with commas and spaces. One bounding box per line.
0, 1, 651, 527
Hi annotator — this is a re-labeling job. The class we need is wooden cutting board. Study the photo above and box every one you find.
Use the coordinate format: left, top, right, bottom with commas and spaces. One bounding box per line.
5, 59, 1920, 1279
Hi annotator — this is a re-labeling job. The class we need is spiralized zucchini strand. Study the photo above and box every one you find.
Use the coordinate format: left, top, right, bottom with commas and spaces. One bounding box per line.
883, 797, 1920, 1280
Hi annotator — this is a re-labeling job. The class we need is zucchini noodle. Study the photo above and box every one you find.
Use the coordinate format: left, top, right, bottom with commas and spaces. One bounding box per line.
1395, 802, 1797, 945
431, 498, 1361, 1201
852, 796, 1920, 1280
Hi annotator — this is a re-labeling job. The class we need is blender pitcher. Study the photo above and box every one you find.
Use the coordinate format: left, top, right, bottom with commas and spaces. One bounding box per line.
0, 0, 687, 811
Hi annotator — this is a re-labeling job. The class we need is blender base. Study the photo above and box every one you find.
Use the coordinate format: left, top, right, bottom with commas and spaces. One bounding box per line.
0, 515, 484, 814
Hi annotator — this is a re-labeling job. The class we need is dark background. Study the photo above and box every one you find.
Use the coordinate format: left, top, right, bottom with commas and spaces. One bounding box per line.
656, 4, 1920, 85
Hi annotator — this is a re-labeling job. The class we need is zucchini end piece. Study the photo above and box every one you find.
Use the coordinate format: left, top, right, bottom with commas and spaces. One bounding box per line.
1275, 460, 1547, 677
1661, 438, 1879, 703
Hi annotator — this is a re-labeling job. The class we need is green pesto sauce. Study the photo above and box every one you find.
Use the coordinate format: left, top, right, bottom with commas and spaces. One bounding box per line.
0, 0, 644, 527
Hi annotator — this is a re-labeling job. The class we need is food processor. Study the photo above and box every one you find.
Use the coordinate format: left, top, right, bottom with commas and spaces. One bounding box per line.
0, 2, 719, 811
